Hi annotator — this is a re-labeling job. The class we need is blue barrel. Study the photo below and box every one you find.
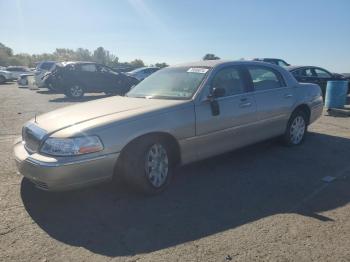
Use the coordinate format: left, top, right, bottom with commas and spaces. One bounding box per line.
324, 81, 348, 109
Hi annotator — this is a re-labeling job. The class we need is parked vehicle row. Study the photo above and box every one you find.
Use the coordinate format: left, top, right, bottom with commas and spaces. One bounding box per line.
35, 61, 57, 87
287, 66, 349, 96
0, 66, 34, 84
14, 60, 324, 194
0, 68, 12, 84
254, 58, 350, 94
6, 66, 31, 80
43, 61, 139, 98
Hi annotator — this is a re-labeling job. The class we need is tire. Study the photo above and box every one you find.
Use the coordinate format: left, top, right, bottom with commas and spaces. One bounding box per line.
0, 75, 6, 84
119, 136, 174, 195
65, 85, 84, 98
283, 110, 308, 146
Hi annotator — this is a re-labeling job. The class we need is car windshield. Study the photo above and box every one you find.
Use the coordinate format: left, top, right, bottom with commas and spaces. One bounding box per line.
126, 66, 209, 100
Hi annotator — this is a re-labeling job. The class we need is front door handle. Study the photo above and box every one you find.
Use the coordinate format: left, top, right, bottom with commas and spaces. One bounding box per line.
284, 94, 293, 98
239, 102, 252, 108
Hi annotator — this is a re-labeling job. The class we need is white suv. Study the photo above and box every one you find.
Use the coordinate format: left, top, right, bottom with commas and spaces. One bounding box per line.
0, 69, 13, 84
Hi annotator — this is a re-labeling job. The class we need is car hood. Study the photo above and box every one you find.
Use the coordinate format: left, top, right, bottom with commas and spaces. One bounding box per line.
34, 96, 188, 134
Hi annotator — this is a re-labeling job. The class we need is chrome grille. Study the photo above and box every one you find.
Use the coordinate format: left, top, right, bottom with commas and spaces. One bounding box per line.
22, 123, 47, 153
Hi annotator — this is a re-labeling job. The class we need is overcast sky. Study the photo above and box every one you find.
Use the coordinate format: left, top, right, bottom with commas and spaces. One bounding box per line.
1, 0, 349, 72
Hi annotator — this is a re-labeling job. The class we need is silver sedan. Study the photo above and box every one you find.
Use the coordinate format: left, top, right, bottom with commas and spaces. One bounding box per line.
14, 60, 323, 194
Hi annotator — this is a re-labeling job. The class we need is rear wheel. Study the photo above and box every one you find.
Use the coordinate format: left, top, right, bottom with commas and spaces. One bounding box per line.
119, 136, 174, 195
65, 85, 84, 98
283, 110, 308, 146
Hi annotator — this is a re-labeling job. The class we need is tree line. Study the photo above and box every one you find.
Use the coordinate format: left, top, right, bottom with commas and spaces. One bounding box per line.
0, 42, 220, 69
0, 43, 168, 69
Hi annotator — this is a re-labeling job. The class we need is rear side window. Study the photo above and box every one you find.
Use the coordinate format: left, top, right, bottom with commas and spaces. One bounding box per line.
80, 64, 97, 72
248, 66, 285, 91
212, 67, 245, 97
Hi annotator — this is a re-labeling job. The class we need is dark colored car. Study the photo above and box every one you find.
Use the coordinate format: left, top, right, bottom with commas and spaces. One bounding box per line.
43, 62, 139, 98
253, 58, 290, 67
287, 66, 350, 96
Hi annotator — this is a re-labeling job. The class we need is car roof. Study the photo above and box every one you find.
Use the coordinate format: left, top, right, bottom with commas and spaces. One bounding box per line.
286, 65, 328, 71
173, 60, 231, 68
254, 58, 283, 61
7, 66, 27, 68
172, 59, 284, 69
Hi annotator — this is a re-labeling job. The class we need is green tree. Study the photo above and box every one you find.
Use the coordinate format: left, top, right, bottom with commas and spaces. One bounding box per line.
75, 48, 92, 61
93, 47, 108, 65
202, 53, 220, 60
129, 59, 145, 67
0, 43, 13, 56
53, 48, 76, 61
0, 42, 13, 66
155, 62, 168, 68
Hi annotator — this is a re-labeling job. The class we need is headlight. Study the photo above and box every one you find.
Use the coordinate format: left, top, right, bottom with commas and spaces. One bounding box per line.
40, 136, 103, 156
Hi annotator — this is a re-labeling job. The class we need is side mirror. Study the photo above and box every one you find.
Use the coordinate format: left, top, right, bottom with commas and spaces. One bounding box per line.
211, 87, 226, 98
207, 87, 225, 116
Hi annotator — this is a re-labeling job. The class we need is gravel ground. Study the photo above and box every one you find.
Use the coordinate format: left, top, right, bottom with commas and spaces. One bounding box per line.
0, 82, 350, 262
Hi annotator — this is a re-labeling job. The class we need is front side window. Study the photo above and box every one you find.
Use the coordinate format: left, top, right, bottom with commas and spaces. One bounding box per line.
80, 64, 97, 72
248, 66, 284, 91
127, 67, 209, 100
314, 68, 331, 78
211, 67, 245, 97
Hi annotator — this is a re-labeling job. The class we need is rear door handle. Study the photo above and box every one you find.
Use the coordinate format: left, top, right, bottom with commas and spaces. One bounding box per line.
239, 102, 252, 108
284, 94, 293, 98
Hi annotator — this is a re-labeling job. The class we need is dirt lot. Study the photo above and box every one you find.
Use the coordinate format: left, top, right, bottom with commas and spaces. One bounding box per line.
0, 82, 350, 262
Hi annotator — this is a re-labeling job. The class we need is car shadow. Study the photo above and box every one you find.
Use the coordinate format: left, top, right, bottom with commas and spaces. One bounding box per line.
0, 81, 16, 85
36, 90, 58, 94
21, 132, 350, 257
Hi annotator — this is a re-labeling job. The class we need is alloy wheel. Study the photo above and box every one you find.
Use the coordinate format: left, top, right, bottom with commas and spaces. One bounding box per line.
145, 143, 169, 188
290, 115, 306, 144
69, 85, 83, 97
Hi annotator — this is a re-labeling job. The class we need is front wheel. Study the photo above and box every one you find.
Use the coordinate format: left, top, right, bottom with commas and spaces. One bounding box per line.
283, 110, 308, 146
119, 137, 174, 195
0, 76, 6, 84
65, 85, 84, 98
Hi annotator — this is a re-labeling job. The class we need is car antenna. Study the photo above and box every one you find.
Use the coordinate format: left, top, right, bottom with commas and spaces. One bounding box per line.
34, 113, 37, 123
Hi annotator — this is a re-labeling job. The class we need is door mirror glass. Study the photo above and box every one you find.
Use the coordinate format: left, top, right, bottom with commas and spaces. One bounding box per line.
211, 87, 226, 98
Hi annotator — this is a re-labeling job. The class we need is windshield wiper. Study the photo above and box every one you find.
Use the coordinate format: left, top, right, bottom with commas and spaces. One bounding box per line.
127, 95, 146, 98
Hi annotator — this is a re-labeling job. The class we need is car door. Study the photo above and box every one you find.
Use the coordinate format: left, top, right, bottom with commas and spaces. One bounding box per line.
247, 65, 296, 139
296, 67, 318, 84
97, 65, 126, 93
77, 63, 99, 91
313, 68, 334, 95
194, 66, 257, 160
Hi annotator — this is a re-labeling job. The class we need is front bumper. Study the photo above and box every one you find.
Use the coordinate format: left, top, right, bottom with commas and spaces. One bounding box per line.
14, 140, 119, 191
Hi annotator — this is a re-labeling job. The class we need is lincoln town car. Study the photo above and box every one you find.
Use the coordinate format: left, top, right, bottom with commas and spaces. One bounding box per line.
14, 60, 323, 194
